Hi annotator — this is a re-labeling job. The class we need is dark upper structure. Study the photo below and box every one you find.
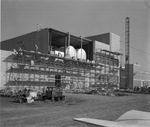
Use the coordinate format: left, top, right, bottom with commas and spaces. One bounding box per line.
1, 28, 94, 60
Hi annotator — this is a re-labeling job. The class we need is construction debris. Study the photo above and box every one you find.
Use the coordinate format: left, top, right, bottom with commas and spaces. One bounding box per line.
0, 86, 66, 103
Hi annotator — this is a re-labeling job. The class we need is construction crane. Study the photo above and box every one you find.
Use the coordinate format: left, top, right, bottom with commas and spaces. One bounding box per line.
125, 17, 130, 89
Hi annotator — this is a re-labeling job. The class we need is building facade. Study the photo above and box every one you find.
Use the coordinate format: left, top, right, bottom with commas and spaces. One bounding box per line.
1, 28, 121, 90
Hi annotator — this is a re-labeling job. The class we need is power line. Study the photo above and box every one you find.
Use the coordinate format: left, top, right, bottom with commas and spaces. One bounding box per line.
130, 46, 150, 56
120, 41, 150, 56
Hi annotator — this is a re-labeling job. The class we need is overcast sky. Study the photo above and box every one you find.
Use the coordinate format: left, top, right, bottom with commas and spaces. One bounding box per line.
1, 0, 150, 72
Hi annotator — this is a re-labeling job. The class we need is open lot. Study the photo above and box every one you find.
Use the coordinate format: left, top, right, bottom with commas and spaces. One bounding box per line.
0, 93, 150, 127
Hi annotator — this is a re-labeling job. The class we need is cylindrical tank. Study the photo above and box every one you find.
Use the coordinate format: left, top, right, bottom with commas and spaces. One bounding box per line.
76, 48, 86, 60
65, 46, 76, 58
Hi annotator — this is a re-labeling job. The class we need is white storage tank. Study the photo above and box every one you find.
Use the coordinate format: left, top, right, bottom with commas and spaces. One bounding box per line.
65, 46, 77, 58
76, 48, 86, 60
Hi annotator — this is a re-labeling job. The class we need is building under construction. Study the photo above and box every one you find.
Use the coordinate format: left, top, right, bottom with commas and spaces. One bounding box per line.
1, 28, 121, 90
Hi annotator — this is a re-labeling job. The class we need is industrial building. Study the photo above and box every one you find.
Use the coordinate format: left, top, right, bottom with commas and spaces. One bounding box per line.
1, 28, 121, 90
120, 64, 133, 89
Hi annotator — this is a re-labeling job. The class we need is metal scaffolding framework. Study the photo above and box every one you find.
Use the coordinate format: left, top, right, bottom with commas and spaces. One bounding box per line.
4, 48, 121, 90
94, 49, 121, 87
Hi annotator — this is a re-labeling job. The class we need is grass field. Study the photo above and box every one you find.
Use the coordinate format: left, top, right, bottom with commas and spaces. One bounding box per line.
0, 93, 150, 127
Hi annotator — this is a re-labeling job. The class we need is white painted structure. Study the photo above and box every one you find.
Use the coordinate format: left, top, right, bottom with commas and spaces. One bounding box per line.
110, 32, 121, 52
133, 64, 150, 87
0, 50, 13, 89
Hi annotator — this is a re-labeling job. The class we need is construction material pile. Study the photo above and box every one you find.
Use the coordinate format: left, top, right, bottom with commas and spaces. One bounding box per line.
0, 86, 66, 103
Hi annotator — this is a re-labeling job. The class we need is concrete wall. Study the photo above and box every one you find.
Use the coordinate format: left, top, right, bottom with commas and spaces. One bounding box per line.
110, 33, 121, 52
95, 40, 110, 51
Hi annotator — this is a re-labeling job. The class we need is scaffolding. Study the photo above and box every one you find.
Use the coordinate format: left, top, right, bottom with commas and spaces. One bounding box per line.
4, 48, 121, 90
94, 49, 121, 87
4, 50, 97, 90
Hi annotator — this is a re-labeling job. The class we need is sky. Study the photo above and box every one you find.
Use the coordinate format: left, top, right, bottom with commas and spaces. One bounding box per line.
1, 0, 150, 72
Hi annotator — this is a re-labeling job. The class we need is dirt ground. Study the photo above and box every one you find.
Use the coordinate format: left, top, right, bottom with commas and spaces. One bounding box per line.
0, 93, 150, 127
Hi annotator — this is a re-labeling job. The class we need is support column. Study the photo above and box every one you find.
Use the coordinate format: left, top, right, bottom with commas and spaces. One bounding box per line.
80, 37, 83, 60
49, 29, 52, 54
64, 35, 67, 57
